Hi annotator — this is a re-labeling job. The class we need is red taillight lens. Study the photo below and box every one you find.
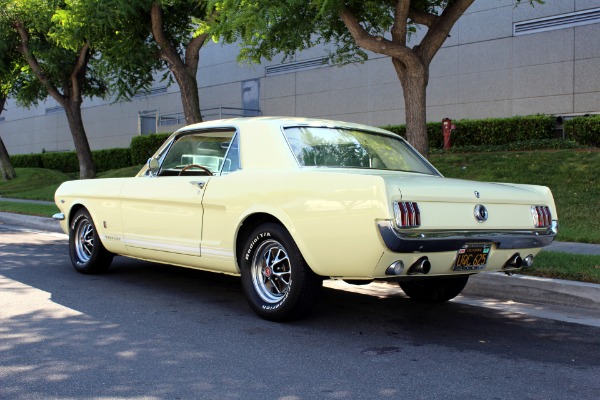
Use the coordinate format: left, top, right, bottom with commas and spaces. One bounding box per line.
531, 205, 552, 228
393, 201, 421, 228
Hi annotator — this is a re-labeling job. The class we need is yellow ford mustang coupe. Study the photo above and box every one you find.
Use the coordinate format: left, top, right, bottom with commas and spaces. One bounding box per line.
54, 117, 557, 321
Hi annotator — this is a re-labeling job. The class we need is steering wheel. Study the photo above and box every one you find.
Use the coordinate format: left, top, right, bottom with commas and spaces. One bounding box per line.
178, 164, 213, 176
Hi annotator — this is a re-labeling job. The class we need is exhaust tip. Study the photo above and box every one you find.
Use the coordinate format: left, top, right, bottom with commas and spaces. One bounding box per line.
522, 254, 534, 268
385, 260, 405, 276
407, 257, 431, 275
503, 253, 522, 270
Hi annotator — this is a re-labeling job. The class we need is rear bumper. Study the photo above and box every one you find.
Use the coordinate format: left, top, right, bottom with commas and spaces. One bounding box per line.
377, 220, 557, 253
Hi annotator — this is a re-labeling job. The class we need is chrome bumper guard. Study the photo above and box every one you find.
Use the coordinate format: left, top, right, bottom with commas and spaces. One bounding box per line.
378, 220, 557, 253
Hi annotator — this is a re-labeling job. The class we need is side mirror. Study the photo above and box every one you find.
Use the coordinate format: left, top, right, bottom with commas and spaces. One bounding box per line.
147, 157, 160, 176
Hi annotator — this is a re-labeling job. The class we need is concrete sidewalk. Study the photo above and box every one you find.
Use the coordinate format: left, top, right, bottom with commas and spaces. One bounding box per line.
1, 210, 599, 312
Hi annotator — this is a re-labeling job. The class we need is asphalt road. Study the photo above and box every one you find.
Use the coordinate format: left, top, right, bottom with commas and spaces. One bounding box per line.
1, 227, 599, 400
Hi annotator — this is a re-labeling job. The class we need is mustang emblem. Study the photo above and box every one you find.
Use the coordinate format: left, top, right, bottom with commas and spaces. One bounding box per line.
474, 191, 480, 198
474, 204, 488, 222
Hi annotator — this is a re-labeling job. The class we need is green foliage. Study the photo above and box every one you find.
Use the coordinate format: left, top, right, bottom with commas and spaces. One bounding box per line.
10, 153, 44, 168
212, 0, 366, 64
520, 251, 600, 284
0, 0, 159, 107
40, 151, 79, 173
450, 115, 556, 147
383, 115, 557, 149
564, 115, 600, 147
0, 200, 60, 217
11, 147, 136, 173
92, 148, 132, 172
130, 132, 171, 165
0, 167, 73, 201
433, 139, 581, 154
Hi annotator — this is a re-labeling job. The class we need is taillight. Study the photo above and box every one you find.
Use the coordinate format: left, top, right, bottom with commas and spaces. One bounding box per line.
531, 205, 552, 228
393, 201, 421, 228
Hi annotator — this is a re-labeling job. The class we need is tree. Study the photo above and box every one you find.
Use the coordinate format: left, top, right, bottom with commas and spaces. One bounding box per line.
1, 0, 157, 179
0, 95, 17, 181
0, 10, 19, 181
213, 0, 541, 158
106, 0, 216, 125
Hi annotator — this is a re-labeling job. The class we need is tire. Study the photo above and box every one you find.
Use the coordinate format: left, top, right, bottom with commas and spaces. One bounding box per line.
69, 208, 113, 274
240, 223, 322, 321
399, 275, 469, 303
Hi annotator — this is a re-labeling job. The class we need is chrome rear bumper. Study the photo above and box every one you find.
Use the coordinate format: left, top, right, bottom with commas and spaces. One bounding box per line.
377, 220, 557, 253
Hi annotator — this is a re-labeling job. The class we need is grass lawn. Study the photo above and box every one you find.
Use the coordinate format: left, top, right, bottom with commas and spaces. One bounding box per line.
0, 201, 60, 217
522, 251, 600, 284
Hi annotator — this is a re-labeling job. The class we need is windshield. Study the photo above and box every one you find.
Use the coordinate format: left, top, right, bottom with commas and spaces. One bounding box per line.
283, 126, 439, 175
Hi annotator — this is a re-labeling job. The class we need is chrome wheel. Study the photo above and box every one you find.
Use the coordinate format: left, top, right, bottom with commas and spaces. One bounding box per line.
250, 239, 292, 304
74, 217, 95, 263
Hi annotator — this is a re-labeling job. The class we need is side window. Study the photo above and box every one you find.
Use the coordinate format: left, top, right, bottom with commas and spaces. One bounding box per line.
221, 134, 241, 174
159, 130, 236, 176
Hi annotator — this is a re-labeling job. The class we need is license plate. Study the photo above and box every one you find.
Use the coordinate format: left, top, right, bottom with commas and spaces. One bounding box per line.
453, 243, 491, 271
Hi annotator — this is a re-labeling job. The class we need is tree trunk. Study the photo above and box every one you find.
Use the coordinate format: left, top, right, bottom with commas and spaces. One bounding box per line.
150, 2, 204, 125
393, 58, 430, 158
0, 136, 16, 181
172, 67, 202, 125
0, 96, 16, 181
64, 101, 96, 179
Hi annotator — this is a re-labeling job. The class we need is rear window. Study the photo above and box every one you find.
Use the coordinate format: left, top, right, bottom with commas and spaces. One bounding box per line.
283, 126, 438, 175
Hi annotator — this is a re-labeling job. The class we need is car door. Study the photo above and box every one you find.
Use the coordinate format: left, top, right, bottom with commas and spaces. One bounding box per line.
120, 176, 208, 256
120, 129, 236, 257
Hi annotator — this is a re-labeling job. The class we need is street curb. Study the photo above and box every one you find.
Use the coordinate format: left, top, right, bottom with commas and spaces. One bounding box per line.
464, 272, 600, 311
0, 212, 63, 233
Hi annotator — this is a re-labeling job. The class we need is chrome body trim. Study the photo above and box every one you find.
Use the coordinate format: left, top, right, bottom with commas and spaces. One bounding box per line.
52, 213, 65, 221
377, 220, 557, 253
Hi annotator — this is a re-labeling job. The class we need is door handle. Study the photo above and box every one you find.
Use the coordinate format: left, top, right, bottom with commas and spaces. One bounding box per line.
190, 181, 205, 189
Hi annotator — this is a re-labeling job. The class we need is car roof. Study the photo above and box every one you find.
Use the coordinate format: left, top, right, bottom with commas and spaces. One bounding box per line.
175, 116, 395, 137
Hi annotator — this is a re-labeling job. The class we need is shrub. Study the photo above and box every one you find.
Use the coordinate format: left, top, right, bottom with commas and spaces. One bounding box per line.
41, 151, 79, 173
130, 132, 171, 165
565, 115, 600, 147
10, 153, 43, 168
93, 148, 133, 173
382, 115, 556, 149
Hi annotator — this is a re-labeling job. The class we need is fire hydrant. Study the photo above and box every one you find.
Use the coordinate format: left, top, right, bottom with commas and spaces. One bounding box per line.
442, 118, 456, 150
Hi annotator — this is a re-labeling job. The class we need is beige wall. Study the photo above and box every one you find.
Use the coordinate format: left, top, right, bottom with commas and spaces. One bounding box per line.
1, 0, 599, 154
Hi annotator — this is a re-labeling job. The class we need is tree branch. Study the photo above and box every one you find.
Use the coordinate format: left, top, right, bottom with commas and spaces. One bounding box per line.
185, 32, 208, 73
70, 41, 90, 103
150, 2, 184, 69
339, 7, 416, 62
417, 0, 474, 65
391, 0, 410, 45
408, 9, 438, 27
13, 20, 65, 105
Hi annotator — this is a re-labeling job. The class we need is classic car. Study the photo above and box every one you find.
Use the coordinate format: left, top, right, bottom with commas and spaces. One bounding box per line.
54, 117, 558, 321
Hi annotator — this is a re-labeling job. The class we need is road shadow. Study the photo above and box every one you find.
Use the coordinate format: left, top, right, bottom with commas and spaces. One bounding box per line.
2, 231, 599, 399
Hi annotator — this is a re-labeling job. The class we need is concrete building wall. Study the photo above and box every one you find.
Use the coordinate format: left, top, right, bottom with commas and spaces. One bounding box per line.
1, 0, 599, 155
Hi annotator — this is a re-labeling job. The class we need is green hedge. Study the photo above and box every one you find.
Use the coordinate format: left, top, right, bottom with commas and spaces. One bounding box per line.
130, 132, 171, 165
40, 152, 79, 173
565, 115, 600, 147
10, 132, 172, 173
10, 153, 43, 168
93, 148, 133, 173
383, 115, 556, 149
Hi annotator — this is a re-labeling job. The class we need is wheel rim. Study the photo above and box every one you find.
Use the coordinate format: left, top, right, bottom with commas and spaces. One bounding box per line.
251, 239, 292, 304
74, 217, 94, 263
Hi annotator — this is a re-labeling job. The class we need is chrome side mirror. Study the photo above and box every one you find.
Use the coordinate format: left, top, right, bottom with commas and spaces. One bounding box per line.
147, 157, 160, 177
